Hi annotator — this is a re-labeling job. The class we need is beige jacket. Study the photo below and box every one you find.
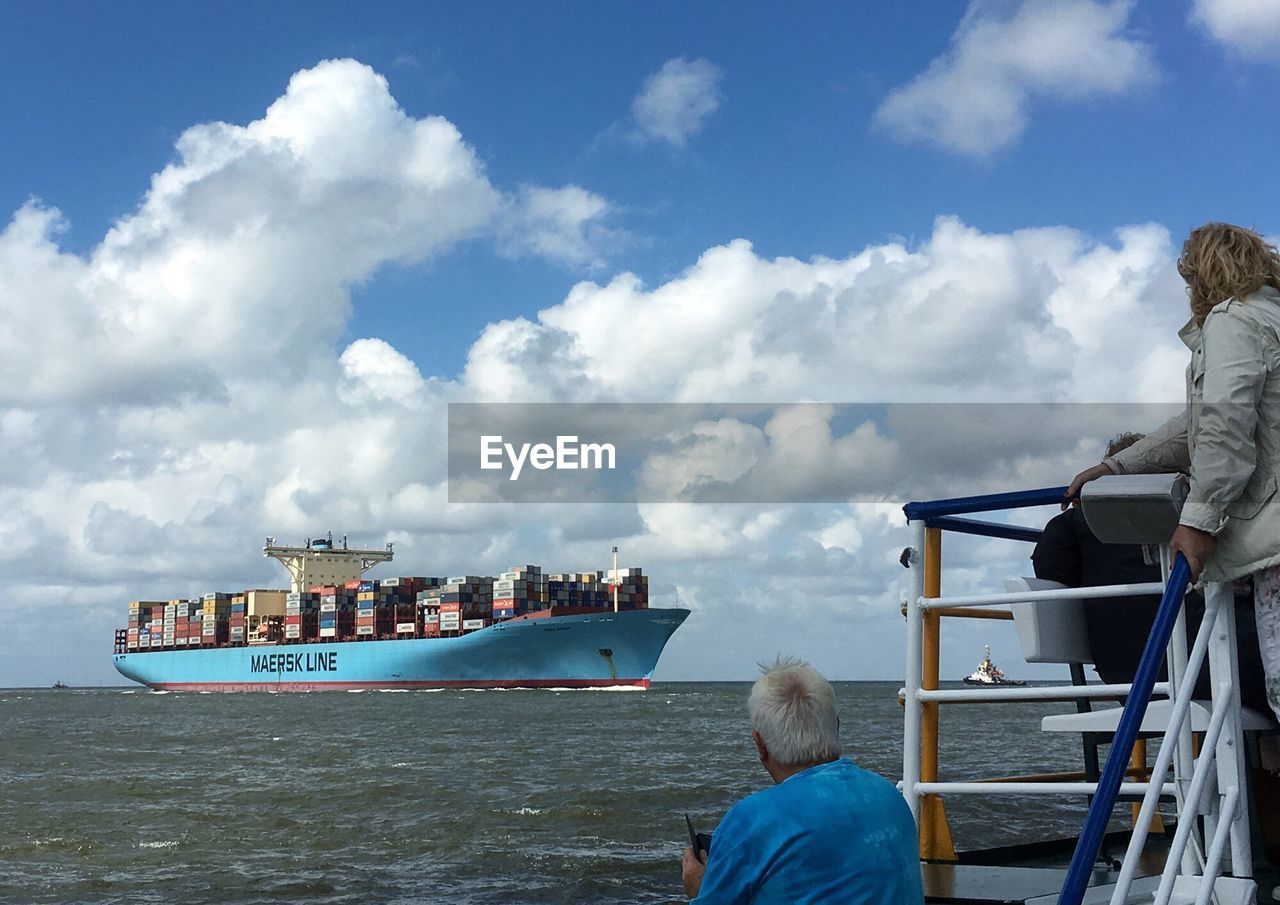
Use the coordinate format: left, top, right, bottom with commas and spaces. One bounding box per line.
1106, 286, 1280, 582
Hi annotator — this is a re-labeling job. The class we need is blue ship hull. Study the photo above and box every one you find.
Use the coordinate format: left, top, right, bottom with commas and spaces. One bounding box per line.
113, 608, 689, 691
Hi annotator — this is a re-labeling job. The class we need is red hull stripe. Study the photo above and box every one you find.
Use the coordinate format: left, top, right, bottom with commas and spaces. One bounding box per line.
149, 677, 651, 692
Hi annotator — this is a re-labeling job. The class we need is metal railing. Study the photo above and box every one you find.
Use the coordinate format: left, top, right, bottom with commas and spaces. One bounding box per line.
1059, 553, 1191, 902
900, 483, 1254, 905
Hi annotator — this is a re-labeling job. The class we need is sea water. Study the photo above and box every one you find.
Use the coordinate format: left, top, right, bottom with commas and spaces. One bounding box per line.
1, 682, 1099, 904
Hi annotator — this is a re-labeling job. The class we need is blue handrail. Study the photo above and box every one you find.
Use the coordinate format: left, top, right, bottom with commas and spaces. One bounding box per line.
903, 486, 1070, 521
923, 515, 1044, 544
1057, 553, 1193, 905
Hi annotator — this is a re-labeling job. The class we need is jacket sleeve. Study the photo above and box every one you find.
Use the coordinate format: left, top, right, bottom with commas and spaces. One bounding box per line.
1105, 409, 1190, 475
1180, 309, 1268, 534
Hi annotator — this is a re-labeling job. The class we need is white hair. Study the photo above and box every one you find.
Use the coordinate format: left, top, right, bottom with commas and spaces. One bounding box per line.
747, 656, 842, 766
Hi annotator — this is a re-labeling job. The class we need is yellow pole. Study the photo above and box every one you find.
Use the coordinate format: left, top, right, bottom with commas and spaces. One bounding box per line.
1129, 739, 1164, 831
935, 607, 1014, 621
919, 527, 957, 861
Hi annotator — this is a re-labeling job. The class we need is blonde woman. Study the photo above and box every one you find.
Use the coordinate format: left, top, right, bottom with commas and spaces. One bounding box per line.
1066, 222, 1280, 726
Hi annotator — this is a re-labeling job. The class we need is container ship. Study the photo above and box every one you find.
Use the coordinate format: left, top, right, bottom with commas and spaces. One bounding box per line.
112, 537, 688, 691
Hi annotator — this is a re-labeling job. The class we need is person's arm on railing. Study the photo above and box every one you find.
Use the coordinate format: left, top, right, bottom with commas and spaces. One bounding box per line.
1062, 410, 1190, 509
1105, 410, 1190, 476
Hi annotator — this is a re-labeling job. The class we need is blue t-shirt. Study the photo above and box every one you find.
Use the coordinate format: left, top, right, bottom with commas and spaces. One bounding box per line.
691, 759, 923, 905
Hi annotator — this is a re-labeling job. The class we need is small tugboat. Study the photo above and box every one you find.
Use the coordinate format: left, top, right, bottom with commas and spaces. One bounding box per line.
51, 681, 69, 689
961, 645, 1025, 686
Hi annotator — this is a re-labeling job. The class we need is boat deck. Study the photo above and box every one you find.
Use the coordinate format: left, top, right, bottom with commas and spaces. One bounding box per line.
924, 830, 1277, 904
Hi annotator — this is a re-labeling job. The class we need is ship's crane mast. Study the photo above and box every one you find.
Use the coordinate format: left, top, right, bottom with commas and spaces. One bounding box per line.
263, 533, 394, 594
609, 545, 619, 613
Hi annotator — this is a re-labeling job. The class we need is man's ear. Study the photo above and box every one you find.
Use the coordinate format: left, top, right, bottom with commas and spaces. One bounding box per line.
752, 730, 768, 763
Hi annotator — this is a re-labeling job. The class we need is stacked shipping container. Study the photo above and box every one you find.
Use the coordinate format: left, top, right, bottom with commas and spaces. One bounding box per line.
202, 593, 231, 647
174, 599, 201, 646
121, 564, 648, 652
285, 592, 320, 642
356, 582, 378, 637
418, 576, 491, 635
350, 577, 439, 639
314, 585, 354, 639
229, 595, 246, 645
126, 601, 165, 652
607, 568, 649, 610
492, 565, 547, 620
547, 568, 649, 611
384, 577, 438, 638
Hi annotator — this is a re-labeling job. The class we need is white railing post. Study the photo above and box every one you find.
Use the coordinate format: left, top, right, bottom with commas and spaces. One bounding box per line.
1109, 590, 1222, 904
1195, 786, 1239, 905
1155, 692, 1233, 904
1206, 580, 1251, 879
901, 521, 925, 823
1109, 579, 1255, 905
1159, 545, 1201, 879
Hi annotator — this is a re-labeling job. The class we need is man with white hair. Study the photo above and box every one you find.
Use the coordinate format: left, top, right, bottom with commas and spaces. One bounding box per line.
682, 657, 922, 904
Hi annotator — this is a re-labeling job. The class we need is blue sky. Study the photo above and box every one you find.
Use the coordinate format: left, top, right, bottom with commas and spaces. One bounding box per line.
6, 1, 1276, 376
3, 1, 1280, 685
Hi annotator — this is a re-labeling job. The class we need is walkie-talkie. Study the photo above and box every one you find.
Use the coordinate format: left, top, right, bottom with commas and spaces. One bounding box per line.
685, 814, 712, 862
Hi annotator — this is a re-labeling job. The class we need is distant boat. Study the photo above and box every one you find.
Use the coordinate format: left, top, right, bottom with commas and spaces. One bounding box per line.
51, 681, 69, 689
962, 645, 1025, 687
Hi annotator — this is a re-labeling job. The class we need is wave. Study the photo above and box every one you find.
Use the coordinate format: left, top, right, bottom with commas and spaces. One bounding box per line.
543, 686, 647, 693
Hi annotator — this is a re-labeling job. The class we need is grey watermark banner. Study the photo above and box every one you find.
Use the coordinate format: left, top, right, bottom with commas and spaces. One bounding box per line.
448, 402, 1194, 503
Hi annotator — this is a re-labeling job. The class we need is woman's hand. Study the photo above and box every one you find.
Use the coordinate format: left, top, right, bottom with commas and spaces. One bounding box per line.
1169, 525, 1215, 578
1063, 463, 1113, 510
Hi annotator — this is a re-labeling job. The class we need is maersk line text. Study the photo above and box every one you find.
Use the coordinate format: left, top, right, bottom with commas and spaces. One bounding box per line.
480, 436, 616, 481
250, 652, 337, 674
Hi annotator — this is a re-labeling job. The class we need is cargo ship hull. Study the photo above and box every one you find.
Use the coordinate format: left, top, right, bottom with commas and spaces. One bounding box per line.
113, 608, 689, 691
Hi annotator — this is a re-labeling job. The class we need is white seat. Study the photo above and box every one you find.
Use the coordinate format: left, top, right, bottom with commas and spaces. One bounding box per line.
1043, 699, 1275, 734
1004, 576, 1276, 735
1005, 577, 1092, 664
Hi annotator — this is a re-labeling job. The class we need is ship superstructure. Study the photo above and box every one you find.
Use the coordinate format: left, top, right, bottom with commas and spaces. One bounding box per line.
262, 534, 393, 593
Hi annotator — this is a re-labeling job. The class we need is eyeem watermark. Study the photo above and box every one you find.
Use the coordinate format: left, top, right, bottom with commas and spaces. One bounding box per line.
480, 435, 616, 481
449, 401, 1190, 503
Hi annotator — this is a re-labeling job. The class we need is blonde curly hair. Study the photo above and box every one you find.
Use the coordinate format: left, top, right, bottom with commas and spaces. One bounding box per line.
1178, 222, 1280, 324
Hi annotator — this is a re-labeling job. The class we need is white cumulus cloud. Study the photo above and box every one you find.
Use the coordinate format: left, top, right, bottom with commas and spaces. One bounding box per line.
498, 185, 622, 269
1190, 0, 1280, 59
339, 338, 428, 408
873, 0, 1157, 156
463, 216, 1186, 405
0, 59, 618, 410
630, 57, 723, 146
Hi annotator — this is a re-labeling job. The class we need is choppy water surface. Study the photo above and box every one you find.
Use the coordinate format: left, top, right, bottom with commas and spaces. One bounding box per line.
1, 683, 1092, 903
